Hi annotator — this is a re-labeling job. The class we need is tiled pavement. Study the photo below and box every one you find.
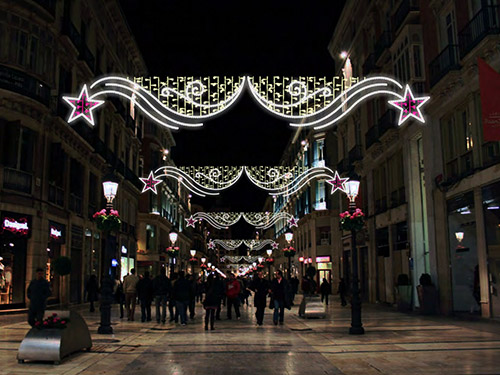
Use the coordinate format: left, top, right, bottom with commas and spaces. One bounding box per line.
1, 297, 500, 374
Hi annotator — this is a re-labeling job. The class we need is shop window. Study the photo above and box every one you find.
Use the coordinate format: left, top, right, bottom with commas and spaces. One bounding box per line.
314, 180, 327, 210
447, 192, 479, 312
374, 164, 387, 214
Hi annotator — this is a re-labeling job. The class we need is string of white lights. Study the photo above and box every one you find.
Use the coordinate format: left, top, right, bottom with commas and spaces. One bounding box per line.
211, 239, 277, 251
225, 256, 260, 263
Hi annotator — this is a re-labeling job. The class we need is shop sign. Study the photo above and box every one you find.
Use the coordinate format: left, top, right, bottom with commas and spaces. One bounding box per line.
2, 217, 29, 235
316, 256, 331, 263
121, 245, 128, 254
50, 227, 62, 239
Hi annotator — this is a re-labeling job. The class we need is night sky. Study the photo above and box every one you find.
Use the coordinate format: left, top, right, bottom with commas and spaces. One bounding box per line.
121, 1, 345, 234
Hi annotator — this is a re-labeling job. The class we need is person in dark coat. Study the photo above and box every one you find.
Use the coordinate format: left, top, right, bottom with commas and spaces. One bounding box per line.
85, 274, 99, 312
338, 278, 347, 306
114, 275, 125, 319
269, 270, 291, 325
173, 271, 191, 325
27, 268, 51, 327
225, 273, 241, 320
152, 267, 172, 323
188, 274, 197, 320
203, 274, 224, 330
136, 271, 154, 322
320, 278, 332, 305
169, 272, 178, 322
248, 271, 269, 326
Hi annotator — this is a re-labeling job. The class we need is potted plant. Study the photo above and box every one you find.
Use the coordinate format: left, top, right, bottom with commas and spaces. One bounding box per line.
166, 247, 179, 258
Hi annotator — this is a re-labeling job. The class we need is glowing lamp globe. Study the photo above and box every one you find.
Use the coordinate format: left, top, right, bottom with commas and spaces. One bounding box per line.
201, 257, 206, 263
258, 257, 264, 263
190, 249, 196, 257
266, 249, 273, 256
299, 256, 304, 263
169, 231, 178, 244
102, 181, 118, 203
285, 231, 294, 243
345, 180, 360, 202
455, 232, 464, 242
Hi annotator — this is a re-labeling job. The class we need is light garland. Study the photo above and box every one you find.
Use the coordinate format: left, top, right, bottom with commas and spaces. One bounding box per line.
209, 239, 278, 251
63, 76, 428, 130
185, 211, 297, 230
141, 166, 346, 197
225, 256, 260, 263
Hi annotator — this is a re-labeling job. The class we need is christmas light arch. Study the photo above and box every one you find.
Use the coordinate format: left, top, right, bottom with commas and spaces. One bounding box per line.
63, 75, 429, 130
185, 211, 298, 230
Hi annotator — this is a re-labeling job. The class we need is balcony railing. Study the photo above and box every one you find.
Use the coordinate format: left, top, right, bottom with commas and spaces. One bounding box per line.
458, 6, 500, 59
33, 0, 56, 16
365, 125, 379, 150
429, 44, 461, 87
62, 19, 81, 51
362, 53, 378, 76
348, 144, 363, 163
377, 110, 397, 137
374, 31, 392, 62
48, 184, 64, 207
69, 193, 82, 215
0, 65, 51, 107
79, 43, 95, 73
3, 168, 32, 194
393, 0, 420, 32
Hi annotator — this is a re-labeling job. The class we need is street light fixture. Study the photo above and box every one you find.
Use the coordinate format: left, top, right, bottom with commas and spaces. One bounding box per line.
201, 257, 206, 264
345, 177, 364, 335
98, 179, 119, 335
169, 230, 178, 245
285, 231, 294, 243
190, 249, 196, 257
284, 231, 294, 280
266, 249, 273, 257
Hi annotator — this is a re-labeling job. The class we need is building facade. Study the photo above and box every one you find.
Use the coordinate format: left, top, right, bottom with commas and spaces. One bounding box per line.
328, 0, 500, 318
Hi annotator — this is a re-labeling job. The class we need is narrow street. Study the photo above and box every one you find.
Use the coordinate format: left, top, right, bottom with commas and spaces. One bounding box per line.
1, 299, 500, 374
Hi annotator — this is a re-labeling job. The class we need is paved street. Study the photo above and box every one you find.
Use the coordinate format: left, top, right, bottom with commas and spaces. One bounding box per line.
1, 298, 500, 374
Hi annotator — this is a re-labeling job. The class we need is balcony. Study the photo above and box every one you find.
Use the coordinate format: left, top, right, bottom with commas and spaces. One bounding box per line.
458, 6, 500, 59
3, 168, 32, 194
362, 53, 378, 76
365, 125, 380, 150
429, 45, 461, 87
79, 43, 96, 73
336, 158, 350, 175
374, 31, 392, 63
32, 0, 56, 16
0, 65, 50, 107
377, 110, 397, 138
61, 19, 81, 52
69, 193, 82, 215
393, 0, 420, 33
48, 184, 64, 207
348, 145, 363, 164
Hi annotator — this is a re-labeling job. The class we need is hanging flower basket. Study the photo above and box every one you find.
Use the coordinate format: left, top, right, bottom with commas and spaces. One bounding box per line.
283, 246, 296, 258
34, 313, 69, 329
200, 263, 208, 269
166, 247, 179, 258
93, 209, 121, 232
189, 257, 198, 266
257, 263, 265, 269
265, 258, 274, 265
339, 208, 365, 231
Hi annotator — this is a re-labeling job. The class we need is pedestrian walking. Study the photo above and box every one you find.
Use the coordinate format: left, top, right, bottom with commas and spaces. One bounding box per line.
203, 274, 224, 330
27, 268, 51, 327
320, 278, 331, 305
137, 271, 154, 322
173, 271, 191, 325
226, 273, 241, 320
153, 267, 171, 323
195, 277, 204, 303
269, 270, 291, 325
85, 274, 99, 312
169, 272, 178, 322
249, 271, 269, 326
338, 277, 347, 306
114, 275, 125, 319
123, 268, 139, 321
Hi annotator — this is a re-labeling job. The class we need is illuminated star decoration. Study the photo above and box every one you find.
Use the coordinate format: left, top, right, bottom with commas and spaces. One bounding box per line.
388, 85, 430, 126
287, 217, 298, 228
185, 216, 197, 228
271, 242, 279, 250
326, 171, 348, 194
140, 171, 162, 194
62, 84, 105, 126
208, 240, 216, 250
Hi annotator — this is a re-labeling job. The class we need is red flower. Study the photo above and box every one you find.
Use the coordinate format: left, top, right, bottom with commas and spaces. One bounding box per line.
61, 321, 66, 325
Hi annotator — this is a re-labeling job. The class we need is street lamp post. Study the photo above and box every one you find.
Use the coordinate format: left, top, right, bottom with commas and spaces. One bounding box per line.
345, 179, 364, 335
266, 249, 273, 280
168, 230, 178, 277
98, 179, 118, 335
284, 231, 294, 280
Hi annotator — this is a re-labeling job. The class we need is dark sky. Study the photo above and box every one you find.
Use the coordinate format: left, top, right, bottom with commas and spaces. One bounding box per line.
121, 1, 345, 232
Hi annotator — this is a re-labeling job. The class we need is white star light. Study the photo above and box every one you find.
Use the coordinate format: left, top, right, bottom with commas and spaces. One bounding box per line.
62, 84, 104, 126
388, 85, 430, 126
